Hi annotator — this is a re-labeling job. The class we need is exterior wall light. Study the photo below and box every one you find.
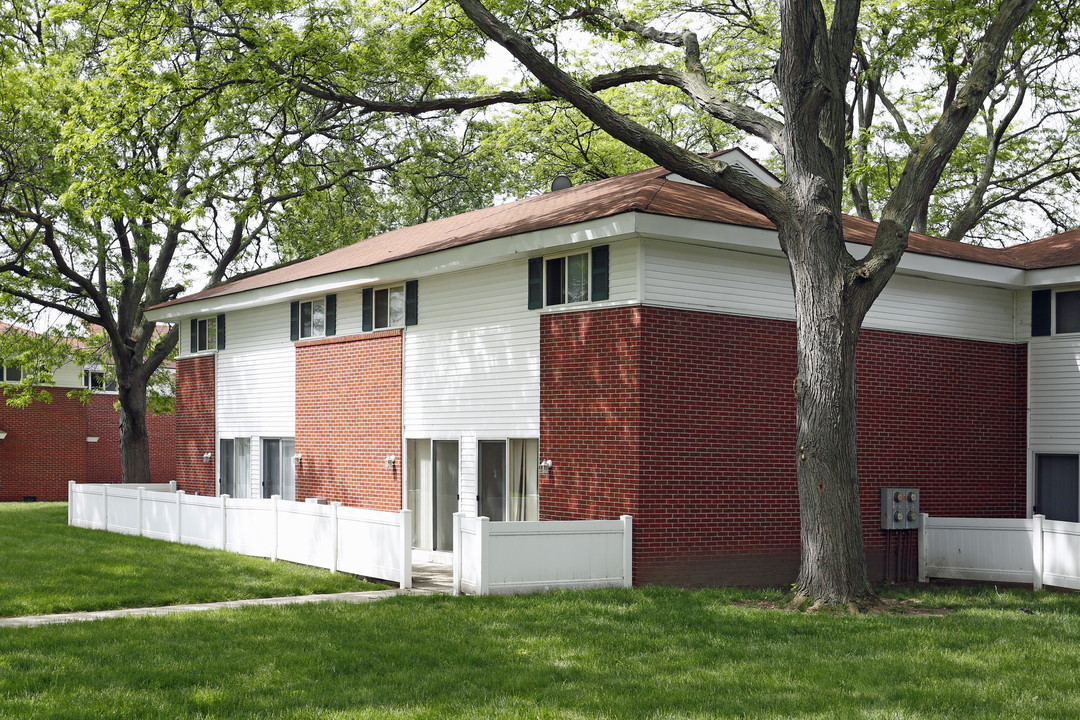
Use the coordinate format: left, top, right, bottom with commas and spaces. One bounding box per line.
385, 455, 396, 469
539, 459, 553, 474
292, 453, 303, 466
0, 430, 7, 440
202, 452, 212, 463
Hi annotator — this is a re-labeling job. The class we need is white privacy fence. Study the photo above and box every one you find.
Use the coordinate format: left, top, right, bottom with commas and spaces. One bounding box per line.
453, 513, 633, 595
68, 482, 412, 588
919, 513, 1080, 591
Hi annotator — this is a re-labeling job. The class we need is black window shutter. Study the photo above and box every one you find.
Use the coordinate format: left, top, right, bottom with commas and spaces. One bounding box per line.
216, 314, 226, 350
325, 294, 337, 337
1032, 289, 1052, 337
362, 288, 374, 332
405, 280, 418, 326
591, 245, 610, 301
527, 258, 543, 309
290, 301, 300, 341
190, 318, 198, 353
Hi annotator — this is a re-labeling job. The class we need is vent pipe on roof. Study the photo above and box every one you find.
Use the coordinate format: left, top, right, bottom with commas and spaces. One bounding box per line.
550, 175, 573, 192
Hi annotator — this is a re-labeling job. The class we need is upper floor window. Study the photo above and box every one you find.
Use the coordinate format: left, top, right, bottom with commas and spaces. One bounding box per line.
528, 245, 609, 310
362, 281, 418, 332
300, 298, 325, 338
0, 363, 21, 383
1033, 289, 1080, 336
189, 314, 225, 353
84, 369, 118, 392
290, 295, 336, 341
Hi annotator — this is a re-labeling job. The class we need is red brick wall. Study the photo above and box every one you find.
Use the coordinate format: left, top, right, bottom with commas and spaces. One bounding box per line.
294, 331, 402, 510
0, 393, 87, 502
540, 306, 1028, 587
85, 395, 177, 484
175, 356, 216, 495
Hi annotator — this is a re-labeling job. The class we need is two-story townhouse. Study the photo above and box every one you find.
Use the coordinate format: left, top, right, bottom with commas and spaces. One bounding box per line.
146, 148, 1079, 586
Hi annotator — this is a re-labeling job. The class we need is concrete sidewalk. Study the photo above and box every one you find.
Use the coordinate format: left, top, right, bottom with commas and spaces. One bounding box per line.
1, 564, 457, 629
0, 588, 421, 628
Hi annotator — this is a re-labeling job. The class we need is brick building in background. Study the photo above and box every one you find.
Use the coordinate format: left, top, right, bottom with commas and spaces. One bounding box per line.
146, 149, 1078, 586
0, 328, 176, 502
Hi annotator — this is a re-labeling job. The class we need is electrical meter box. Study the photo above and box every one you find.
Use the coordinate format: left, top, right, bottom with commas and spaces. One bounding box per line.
881, 488, 920, 530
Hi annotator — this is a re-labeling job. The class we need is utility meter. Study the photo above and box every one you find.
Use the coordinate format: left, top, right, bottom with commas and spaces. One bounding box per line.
881, 488, 921, 530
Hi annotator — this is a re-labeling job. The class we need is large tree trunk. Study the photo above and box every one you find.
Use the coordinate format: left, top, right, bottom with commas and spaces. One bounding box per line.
783, 218, 874, 604
118, 379, 152, 484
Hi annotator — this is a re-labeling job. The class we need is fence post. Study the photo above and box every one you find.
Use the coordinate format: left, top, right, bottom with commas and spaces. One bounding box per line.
452, 512, 462, 596
400, 508, 412, 590
329, 502, 340, 573
478, 516, 490, 596
1033, 514, 1044, 591
103, 483, 110, 532
918, 513, 929, 583
68, 481, 75, 526
138, 487, 145, 537
220, 494, 229, 550
169, 481, 177, 491
271, 494, 280, 562
621, 515, 634, 588
175, 490, 184, 543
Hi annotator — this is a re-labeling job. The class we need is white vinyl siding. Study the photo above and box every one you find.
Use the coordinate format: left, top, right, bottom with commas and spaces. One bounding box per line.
642, 238, 1016, 342
1029, 335, 1080, 446
403, 262, 541, 438
213, 302, 296, 498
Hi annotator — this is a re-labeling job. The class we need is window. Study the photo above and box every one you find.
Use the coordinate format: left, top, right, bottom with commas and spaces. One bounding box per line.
301, 298, 325, 338
528, 245, 609, 309
545, 253, 589, 306
0, 364, 21, 383
290, 295, 336, 341
189, 314, 225, 353
374, 285, 405, 329
362, 281, 418, 332
1057, 291, 1080, 334
1032, 289, 1080, 336
83, 369, 118, 392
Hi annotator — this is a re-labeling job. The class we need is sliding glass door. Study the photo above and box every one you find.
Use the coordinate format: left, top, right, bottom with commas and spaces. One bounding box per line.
262, 438, 295, 501
219, 437, 250, 498
478, 439, 539, 522
407, 439, 459, 551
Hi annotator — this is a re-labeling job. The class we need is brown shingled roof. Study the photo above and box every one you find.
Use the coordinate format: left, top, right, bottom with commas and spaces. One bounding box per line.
156, 164, 1078, 310
1004, 228, 1080, 269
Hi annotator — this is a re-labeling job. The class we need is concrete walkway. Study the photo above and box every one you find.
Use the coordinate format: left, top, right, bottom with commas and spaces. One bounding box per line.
1, 564, 456, 629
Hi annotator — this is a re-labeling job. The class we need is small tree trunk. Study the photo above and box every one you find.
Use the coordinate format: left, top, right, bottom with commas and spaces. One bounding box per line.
785, 222, 874, 605
118, 379, 152, 485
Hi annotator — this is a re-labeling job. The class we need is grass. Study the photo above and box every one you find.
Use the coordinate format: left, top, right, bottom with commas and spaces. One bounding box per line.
4, 502, 1079, 718
0, 503, 380, 617
2, 584, 1079, 718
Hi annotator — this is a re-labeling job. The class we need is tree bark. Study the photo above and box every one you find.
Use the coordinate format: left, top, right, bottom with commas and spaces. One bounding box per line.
787, 222, 872, 602
118, 379, 152, 484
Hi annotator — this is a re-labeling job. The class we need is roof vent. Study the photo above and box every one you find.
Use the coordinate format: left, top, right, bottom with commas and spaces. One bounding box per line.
550, 175, 573, 192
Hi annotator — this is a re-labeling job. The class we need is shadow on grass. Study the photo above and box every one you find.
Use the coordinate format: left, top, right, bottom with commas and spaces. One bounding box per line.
3, 586, 1080, 719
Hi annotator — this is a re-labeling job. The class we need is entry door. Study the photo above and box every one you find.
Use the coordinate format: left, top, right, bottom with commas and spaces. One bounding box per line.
1036, 454, 1079, 522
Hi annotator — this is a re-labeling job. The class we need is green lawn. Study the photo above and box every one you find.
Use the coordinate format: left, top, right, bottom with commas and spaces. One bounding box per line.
1, 585, 1078, 719
4, 502, 1079, 719
0, 503, 379, 617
